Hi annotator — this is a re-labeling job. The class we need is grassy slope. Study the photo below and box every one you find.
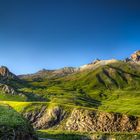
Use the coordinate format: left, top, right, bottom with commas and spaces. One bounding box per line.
1, 61, 140, 139
0, 104, 36, 139
0, 104, 27, 128
2, 101, 140, 139
1, 61, 139, 115
17, 61, 140, 116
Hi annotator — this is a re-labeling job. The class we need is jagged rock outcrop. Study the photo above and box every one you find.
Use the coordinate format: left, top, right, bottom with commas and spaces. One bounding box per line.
0, 66, 25, 95
24, 106, 65, 129
0, 66, 17, 79
34, 106, 65, 129
24, 106, 47, 124
131, 50, 140, 62
65, 109, 139, 132
0, 84, 17, 94
23, 106, 140, 133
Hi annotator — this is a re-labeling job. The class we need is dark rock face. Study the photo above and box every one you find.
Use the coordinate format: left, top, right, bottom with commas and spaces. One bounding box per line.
0, 66, 17, 79
24, 106, 47, 124
34, 106, 65, 129
24, 106, 65, 129
0, 66, 24, 95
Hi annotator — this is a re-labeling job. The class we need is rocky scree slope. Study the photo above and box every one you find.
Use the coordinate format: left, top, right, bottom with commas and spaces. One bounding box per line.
14, 103, 140, 133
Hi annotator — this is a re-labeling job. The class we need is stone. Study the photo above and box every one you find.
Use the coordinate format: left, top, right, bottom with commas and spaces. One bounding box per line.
131, 50, 140, 62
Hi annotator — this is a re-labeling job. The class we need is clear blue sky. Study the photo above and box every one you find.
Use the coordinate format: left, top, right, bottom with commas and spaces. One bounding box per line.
0, 0, 140, 74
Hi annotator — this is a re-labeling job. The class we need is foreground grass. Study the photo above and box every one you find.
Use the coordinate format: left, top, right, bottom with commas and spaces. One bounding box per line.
37, 130, 140, 140
0, 104, 29, 130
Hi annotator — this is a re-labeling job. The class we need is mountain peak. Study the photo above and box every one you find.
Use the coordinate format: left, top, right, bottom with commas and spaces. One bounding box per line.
0, 66, 17, 79
131, 50, 140, 62
0, 66, 11, 77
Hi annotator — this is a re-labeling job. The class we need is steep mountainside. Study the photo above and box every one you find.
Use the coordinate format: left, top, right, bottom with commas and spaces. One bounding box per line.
17, 60, 140, 111
0, 66, 43, 102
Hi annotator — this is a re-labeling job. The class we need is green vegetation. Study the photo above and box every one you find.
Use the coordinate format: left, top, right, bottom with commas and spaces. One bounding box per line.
1, 61, 140, 139
17, 61, 140, 116
0, 104, 36, 140
37, 130, 140, 140
0, 92, 27, 101
0, 104, 27, 128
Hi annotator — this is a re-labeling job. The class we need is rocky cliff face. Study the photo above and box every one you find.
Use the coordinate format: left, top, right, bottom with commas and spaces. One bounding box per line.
0, 84, 17, 94
22, 106, 140, 133
0, 66, 21, 95
0, 66, 17, 79
131, 50, 140, 62
65, 109, 139, 132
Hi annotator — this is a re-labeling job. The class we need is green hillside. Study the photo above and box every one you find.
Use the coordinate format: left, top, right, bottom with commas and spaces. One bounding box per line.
1, 59, 140, 139
17, 61, 140, 116
0, 104, 37, 140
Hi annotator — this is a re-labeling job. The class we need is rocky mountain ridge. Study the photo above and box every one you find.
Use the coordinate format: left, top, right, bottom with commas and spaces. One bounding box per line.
0, 66, 17, 79
22, 105, 140, 132
1, 50, 140, 95
19, 50, 140, 79
0, 66, 19, 95
131, 50, 140, 62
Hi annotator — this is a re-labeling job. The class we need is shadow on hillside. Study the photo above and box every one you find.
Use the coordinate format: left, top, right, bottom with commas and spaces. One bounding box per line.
0, 104, 37, 140
37, 131, 90, 140
109, 66, 140, 78
37, 131, 140, 140
76, 96, 101, 108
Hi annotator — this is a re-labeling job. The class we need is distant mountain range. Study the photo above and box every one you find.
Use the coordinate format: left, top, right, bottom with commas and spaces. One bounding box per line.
1, 50, 140, 97
18, 50, 140, 79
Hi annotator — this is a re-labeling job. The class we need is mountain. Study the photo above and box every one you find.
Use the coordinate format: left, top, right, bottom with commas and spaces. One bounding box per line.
19, 59, 118, 80
14, 51, 140, 111
0, 66, 19, 95
2, 50, 140, 107
131, 50, 140, 62
20, 51, 140, 81
1, 51, 140, 139
0, 66, 18, 83
19, 67, 77, 79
